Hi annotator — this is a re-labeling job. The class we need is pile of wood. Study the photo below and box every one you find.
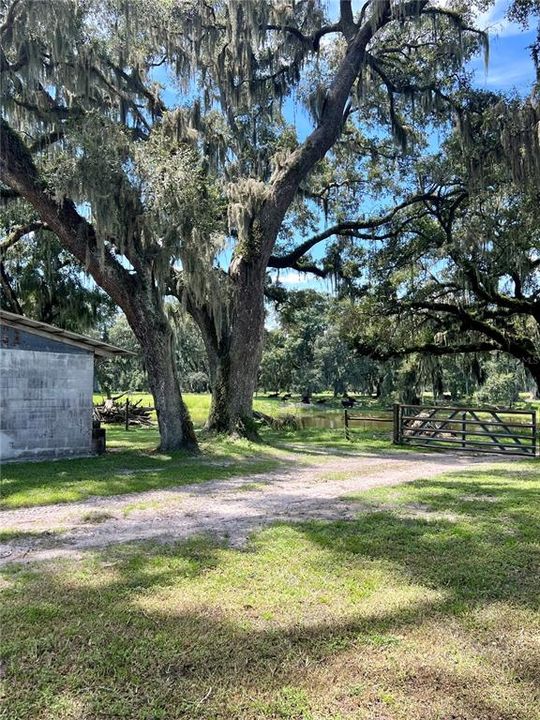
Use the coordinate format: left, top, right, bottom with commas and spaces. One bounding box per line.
93, 394, 154, 427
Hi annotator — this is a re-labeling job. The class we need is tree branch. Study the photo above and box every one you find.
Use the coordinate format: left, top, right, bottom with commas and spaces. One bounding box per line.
0, 221, 48, 257
259, 0, 429, 257
264, 24, 311, 47
355, 339, 500, 360
339, 1, 357, 40
454, 254, 540, 318
408, 299, 538, 358
268, 192, 436, 269
0, 118, 136, 308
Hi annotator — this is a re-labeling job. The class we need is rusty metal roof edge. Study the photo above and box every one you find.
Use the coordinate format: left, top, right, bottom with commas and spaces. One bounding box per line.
0, 310, 137, 358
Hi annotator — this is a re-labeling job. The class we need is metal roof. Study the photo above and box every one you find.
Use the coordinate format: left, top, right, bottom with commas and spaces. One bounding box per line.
0, 310, 136, 358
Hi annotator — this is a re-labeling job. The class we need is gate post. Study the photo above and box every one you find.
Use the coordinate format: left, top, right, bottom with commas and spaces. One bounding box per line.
393, 404, 402, 445
344, 409, 350, 441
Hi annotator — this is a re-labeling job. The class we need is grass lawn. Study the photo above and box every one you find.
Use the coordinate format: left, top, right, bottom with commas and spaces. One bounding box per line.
93, 392, 395, 425
1, 417, 396, 510
94, 391, 540, 419
0, 428, 288, 510
93, 392, 331, 426
1, 462, 538, 719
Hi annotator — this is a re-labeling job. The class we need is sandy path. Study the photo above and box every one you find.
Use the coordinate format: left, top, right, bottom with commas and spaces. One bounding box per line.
0, 450, 500, 566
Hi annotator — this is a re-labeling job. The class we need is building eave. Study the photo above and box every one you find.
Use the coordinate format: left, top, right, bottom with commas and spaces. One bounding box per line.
0, 310, 136, 358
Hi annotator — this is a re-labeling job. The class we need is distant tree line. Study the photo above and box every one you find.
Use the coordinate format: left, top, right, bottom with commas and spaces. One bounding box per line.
88, 289, 534, 410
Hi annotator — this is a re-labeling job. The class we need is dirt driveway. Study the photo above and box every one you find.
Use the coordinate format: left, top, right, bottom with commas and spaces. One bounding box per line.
0, 450, 501, 566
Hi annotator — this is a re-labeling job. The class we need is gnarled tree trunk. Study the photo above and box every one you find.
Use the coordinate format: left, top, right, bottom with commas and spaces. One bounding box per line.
188, 258, 266, 436
137, 318, 197, 451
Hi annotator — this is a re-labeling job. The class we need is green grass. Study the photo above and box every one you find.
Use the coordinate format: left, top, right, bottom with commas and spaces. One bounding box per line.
1, 412, 398, 510
94, 392, 340, 426
263, 424, 394, 454
95, 390, 540, 418
93, 391, 396, 426
0, 428, 288, 510
1, 463, 538, 719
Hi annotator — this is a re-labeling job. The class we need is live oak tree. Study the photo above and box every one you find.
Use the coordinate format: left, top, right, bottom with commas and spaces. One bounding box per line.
346, 195, 540, 396
0, 0, 207, 449
338, 91, 540, 395
0, 0, 488, 440
170, 0, 488, 433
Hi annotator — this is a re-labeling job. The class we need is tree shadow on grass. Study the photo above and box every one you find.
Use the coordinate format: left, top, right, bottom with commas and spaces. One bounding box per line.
320, 467, 539, 607
0, 444, 284, 509
1, 468, 538, 719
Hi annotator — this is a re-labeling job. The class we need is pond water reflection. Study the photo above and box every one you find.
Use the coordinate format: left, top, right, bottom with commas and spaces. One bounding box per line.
296, 413, 343, 429
291, 409, 393, 432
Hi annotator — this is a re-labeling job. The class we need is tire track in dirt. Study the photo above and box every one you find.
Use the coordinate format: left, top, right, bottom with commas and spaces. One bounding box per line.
0, 450, 501, 566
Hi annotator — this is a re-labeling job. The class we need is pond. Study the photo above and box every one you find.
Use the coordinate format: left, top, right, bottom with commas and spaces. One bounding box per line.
296, 412, 343, 429
291, 409, 393, 432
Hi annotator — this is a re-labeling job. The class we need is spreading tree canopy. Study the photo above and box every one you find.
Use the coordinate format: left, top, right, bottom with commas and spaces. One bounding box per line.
338, 89, 540, 395
1, 0, 507, 440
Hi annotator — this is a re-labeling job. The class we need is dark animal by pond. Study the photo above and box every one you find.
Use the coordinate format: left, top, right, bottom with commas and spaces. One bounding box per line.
341, 397, 355, 408
301, 395, 311, 404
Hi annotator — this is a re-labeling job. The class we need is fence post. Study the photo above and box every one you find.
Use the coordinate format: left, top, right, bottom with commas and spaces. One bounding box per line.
393, 403, 402, 445
344, 409, 350, 441
125, 398, 129, 431
533, 411, 538, 457
461, 411, 467, 449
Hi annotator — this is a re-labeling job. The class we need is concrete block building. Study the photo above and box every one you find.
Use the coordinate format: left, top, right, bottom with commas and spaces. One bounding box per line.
0, 310, 132, 461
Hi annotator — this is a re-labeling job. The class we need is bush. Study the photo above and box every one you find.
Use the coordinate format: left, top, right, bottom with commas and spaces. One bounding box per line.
473, 371, 520, 407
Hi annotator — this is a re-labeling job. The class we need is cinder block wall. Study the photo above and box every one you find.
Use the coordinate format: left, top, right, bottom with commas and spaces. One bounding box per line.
1, 330, 94, 461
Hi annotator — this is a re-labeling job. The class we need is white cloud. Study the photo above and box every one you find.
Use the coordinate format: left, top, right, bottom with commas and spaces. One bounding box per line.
429, 0, 527, 37
473, 0, 526, 38
480, 59, 536, 87
275, 271, 310, 285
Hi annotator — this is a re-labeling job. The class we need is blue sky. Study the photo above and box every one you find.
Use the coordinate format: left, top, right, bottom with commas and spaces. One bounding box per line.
469, 0, 537, 94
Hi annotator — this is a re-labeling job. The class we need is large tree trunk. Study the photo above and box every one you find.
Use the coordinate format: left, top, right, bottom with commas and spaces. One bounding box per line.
187, 260, 266, 437
124, 291, 198, 452
206, 334, 263, 436
140, 327, 197, 451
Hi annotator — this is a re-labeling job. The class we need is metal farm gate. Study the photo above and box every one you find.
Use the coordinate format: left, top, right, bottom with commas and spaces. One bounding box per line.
394, 404, 538, 457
